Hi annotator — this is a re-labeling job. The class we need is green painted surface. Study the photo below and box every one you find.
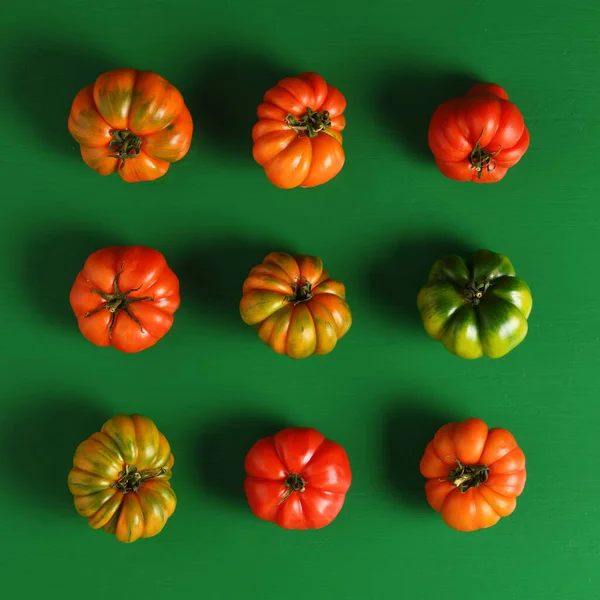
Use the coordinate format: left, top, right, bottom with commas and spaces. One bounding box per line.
0, 1, 598, 598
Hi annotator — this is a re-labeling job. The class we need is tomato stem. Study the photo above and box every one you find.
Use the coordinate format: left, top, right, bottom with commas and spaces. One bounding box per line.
448, 459, 490, 493
286, 108, 332, 138
108, 130, 142, 167
469, 129, 501, 179
84, 265, 155, 337
277, 473, 306, 505
111, 465, 167, 494
285, 277, 314, 304
464, 278, 491, 306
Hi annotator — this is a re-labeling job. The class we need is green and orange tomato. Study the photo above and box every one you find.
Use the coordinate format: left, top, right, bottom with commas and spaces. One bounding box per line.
68, 414, 177, 543
239, 252, 352, 359
417, 249, 532, 359
68, 69, 193, 182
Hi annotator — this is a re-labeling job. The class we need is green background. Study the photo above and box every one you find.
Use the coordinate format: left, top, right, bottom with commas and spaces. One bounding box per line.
1, 1, 598, 598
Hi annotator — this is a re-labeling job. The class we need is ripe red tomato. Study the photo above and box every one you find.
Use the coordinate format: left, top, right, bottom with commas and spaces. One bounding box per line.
244, 427, 352, 529
69, 246, 180, 353
252, 72, 346, 189
420, 417, 527, 532
428, 83, 530, 183
68, 69, 193, 182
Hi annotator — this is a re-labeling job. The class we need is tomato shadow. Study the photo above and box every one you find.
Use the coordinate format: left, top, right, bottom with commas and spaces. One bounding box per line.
380, 398, 459, 511
20, 224, 124, 329
7, 35, 118, 156
183, 48, 293, 161
194, 412, 290, 507
171, 236, 294, 334
0, 394, 109, 514
376, 65, 479, 162
365, 231, 474, 332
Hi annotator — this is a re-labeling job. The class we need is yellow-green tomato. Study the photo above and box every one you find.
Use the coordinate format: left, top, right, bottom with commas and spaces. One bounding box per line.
417, 250, 532, 359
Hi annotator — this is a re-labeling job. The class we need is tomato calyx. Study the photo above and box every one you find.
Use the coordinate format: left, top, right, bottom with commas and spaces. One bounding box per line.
286, 276, 314, 304
464, 277, 491, 306
447, 459, 490, 493
469, 130, 501, 179
111, 465, 167, 494
286, 108, 332, 138
108, 130, 142, 166
277, 473, 306, 505
84, 266, 155, 337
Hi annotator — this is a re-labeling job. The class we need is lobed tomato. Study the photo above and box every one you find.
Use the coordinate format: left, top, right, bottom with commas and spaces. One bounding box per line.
252, 72, 346, 189
428, 83, 530, 183
68, 414, 176, 543
68, 69, 193, 182
244, 427, 352, 529
69, 246, 180, 353
420, 417, 527, 531
239, 252, 352, 358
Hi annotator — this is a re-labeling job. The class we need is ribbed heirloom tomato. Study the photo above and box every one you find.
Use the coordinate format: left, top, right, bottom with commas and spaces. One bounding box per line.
68, 414, 177, 543
420, 418, 527, 532
252, 72, 346, 188
428, 83, 530, 183
239, 252, 352, 359
417, 249, 532, 359
68, 68, 193, 182
69, 246, 180, 353
244, 427, 352, 529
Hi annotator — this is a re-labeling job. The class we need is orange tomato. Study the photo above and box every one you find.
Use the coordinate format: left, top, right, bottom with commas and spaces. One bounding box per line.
68, 414, 176, 544
239, 252, 352, 358
420, 417, 527, 532
68, 69, 193, 182
69, 245, 180, 353
252, 72, 346, 189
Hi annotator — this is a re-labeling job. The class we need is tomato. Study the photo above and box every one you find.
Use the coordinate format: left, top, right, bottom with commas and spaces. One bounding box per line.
417, 249, 532, 359
252, 72, 346, 189
68, 414, 176, 543
239, 252, 352, 359
69, 246, 180, 353
420, 417, 526, 532
68, 69, 193, 182
244, 427, 352, 529
428, 83, 530, 183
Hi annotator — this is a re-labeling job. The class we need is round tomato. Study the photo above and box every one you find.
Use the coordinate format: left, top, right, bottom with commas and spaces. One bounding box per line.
68, 414, 176, 543
68, 69, 193, 182
420, 417, 526, 532
239, 252, 352, 359
417, 249, 532, 359
244, 427, 352, 529
252, 72, 346, 189
69, 245, 180, 353
428, 83, 530, 183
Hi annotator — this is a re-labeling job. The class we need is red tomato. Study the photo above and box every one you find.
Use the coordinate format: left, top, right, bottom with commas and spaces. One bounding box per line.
244, 427, 352, 529
68, 69, 193, 182
69, 246, 180, 353
252, 72, 346, 189
420, 417, 527, 532
428, 83, 530, 183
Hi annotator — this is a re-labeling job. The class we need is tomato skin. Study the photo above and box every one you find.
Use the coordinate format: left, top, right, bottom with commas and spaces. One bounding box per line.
244, 427, 352, 530
68, 69, 193, 182
252, 72, 346, 189
239, 252, 352, 359
428, 83, 530, 183
420, 418, 526, 532
417, 249, 532, 359
69, 246, 180, 353
67, 414, 177, 543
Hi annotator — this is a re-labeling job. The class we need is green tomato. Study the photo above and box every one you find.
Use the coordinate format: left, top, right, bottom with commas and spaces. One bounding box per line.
417, 249, 532, 359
